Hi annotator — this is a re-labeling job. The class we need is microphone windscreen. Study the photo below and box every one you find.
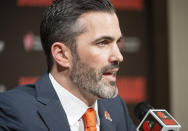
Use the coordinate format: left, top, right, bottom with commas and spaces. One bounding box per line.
134, 102, 154, 121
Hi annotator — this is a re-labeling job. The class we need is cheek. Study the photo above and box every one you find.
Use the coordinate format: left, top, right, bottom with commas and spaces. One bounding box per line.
79, 48, 108, 68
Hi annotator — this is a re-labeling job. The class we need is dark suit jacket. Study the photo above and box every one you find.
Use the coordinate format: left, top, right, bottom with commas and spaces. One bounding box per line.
0, 73, 136, 131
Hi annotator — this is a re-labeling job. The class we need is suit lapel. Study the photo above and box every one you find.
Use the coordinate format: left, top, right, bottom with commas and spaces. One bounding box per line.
98, 100, 116, 131
37, 98, 71, 131
35, 73, 71, 131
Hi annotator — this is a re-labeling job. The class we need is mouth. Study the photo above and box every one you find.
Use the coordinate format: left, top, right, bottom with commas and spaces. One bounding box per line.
102, 68, 119, 81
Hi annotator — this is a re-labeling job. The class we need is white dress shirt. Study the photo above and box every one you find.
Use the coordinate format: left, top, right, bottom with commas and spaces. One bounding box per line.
49, 73, 100, 131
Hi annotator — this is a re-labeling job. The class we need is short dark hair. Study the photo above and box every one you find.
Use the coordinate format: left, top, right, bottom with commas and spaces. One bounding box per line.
40, 0, 115, 72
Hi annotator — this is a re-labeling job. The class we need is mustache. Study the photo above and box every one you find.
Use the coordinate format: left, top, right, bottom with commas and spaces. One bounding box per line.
100, 62, 120, 73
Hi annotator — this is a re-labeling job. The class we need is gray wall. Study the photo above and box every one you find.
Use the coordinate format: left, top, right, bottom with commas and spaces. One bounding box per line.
168, 0, 188, 130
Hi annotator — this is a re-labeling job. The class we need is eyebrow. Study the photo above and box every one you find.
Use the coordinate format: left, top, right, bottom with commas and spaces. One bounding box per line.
91, 35, 123, 43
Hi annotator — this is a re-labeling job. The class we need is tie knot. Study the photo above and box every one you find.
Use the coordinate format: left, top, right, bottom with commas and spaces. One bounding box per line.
83, 108, 97, 131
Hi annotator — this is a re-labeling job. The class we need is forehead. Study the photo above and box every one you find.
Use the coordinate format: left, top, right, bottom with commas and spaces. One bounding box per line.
76, 12, 122, 40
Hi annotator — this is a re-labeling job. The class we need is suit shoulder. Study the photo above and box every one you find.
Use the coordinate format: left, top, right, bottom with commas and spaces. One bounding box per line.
0, 84, 36, 104
98, 95, 128, 113
0, 84, 38, 120
99, 95, 124, 106
0, 85, 36, 131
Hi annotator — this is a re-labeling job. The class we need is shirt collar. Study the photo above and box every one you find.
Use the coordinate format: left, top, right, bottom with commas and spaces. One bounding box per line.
49, 73, 100, 126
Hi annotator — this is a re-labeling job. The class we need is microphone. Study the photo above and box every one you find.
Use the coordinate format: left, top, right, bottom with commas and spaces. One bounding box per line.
134, 102, 181, 131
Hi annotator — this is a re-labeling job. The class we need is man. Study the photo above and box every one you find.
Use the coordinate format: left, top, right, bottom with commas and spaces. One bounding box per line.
0, 0, 136, 130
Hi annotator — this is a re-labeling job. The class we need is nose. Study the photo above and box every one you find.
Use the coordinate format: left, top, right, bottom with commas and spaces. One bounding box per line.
109, 43, 123, 63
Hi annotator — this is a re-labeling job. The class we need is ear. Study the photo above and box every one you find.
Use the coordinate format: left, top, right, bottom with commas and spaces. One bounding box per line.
51, 42, 72, 68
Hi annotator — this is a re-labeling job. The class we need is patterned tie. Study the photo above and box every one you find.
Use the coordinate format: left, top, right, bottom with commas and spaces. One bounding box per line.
83, 108, 97, 131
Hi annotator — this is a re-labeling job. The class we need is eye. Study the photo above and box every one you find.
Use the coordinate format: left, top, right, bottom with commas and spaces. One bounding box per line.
96, 40, 110, 47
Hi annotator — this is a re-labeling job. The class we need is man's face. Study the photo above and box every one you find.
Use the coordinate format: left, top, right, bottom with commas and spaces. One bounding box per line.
70, 12, 123, 99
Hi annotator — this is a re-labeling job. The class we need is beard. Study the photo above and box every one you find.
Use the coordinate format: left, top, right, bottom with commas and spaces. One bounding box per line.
70, 52, 119, 99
